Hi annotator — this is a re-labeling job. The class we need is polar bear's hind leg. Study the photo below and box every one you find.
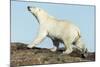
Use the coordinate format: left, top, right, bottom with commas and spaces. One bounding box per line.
63, 39, 73, 54
75, 38, 88, 58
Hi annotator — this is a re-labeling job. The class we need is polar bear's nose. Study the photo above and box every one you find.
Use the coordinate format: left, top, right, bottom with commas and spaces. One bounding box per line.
27, 6, 31, 11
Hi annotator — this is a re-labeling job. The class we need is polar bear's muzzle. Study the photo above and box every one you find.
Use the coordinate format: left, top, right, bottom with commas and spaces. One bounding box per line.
27, 6, 36, 11
27, 6, 31, 11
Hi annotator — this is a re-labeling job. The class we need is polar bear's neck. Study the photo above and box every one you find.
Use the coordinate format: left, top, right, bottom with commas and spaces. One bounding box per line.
34, 11, 54, 24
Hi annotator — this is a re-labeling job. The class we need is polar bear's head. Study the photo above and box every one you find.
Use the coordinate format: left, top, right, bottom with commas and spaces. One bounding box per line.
27, 6, 40, 14
27, 6, 47, 16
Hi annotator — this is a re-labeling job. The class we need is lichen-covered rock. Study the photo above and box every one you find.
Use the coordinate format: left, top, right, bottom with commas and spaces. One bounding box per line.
11, 42, 95, 67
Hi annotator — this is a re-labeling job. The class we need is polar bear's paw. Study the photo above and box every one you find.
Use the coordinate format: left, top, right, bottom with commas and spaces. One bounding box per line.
49, 47, 57, 52
27, 44, 35, 49
63, 49, 73, 54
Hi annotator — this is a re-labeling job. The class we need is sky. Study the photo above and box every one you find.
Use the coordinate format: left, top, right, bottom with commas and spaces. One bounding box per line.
11, 1, 95, 52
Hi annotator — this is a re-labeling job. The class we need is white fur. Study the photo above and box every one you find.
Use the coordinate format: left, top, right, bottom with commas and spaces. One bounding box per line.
27, 6, 87, 54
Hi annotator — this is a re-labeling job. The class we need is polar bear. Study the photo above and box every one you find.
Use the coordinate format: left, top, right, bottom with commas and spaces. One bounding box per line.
27, 6, 87, 55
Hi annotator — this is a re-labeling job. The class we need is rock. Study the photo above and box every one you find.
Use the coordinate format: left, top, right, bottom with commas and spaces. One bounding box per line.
10, 42, 95, 66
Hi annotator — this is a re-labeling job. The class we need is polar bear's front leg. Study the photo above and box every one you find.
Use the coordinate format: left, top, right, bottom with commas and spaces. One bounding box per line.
27, 30, 47, 48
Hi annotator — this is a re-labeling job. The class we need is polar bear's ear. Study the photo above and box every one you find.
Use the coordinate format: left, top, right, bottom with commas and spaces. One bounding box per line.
38, 8, 41, 11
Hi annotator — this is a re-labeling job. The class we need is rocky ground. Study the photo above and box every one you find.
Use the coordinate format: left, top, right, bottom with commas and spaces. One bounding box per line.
10, 42, 95, 67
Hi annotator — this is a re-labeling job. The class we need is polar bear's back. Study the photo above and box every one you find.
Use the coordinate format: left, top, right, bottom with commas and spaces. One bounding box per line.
47, 19, 80, 41
59, 20, 80, 39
